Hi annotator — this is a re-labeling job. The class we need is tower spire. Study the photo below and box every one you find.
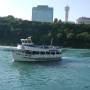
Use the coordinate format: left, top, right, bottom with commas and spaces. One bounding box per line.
65, 0, 70, 22
65, 5, 70, 22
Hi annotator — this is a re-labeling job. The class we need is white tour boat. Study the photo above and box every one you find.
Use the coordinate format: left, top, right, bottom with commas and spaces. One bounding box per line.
12, 36, 62, 61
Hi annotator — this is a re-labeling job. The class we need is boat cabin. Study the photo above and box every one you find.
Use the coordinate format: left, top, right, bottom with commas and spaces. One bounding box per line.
21, 37, 33, 45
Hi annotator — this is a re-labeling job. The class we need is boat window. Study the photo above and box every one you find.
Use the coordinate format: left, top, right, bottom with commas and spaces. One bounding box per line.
19, 50, 24, 53
25, 50, 31, 54
21, 51, 24, 53
28, 40, 31, 43
32, 51, 39, 54
46, 51, 50, 54
56, 52, 60, 54
51, 52, 55, 55
40, 51, 45, 55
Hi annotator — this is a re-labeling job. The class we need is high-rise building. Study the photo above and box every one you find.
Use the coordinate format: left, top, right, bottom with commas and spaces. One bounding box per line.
32, 5, 53, 22
76, 17, 90, 24
65, 5, 70, 22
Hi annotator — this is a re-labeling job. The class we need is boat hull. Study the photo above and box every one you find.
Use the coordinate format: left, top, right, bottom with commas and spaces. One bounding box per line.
12, 50, 61, 62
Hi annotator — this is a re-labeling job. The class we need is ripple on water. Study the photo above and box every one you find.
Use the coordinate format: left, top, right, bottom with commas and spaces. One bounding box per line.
0, 47, 90, 90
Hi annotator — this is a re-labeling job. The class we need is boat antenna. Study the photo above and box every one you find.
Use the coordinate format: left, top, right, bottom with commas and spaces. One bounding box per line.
50, 38, 53, 46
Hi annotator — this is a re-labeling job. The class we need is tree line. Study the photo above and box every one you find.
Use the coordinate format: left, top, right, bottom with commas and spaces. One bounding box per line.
0, 15, 90, 48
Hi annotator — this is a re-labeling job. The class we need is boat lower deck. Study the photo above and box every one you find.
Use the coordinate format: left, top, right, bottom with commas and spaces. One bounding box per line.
12, 49, 61, 61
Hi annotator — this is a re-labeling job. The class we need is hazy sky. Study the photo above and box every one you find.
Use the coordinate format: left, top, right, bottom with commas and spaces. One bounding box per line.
0, 0, 90, 22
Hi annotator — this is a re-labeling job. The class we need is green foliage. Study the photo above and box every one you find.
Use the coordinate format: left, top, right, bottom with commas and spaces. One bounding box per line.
0, 15, 90, 48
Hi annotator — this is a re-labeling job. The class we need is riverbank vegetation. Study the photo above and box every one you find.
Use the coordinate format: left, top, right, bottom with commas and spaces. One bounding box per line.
0, 15, 90, 48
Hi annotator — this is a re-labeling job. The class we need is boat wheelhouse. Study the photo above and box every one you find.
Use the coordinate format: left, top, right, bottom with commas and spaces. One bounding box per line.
12, 37, 62, 61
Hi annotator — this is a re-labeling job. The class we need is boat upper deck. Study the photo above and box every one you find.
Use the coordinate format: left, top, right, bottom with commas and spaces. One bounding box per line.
18, 36, 61, 52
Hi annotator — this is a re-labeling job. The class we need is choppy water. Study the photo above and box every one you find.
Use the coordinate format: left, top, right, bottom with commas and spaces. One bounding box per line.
0, 46, 90, 90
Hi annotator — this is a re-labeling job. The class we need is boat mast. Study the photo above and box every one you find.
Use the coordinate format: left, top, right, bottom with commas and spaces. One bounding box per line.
50, 38, 53, 46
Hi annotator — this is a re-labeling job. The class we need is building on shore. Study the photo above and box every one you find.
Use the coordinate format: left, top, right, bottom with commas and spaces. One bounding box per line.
76, 17, 90, 24
32, 5, 53, 22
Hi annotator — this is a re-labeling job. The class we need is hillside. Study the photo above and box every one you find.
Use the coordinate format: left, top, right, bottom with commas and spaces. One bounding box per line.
0, 15, 90, 48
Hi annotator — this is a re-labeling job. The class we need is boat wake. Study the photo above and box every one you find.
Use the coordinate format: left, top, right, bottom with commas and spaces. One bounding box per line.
0, 46, 17, 51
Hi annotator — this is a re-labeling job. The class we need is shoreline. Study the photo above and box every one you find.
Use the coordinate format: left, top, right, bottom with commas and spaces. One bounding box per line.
0, 44, 90, 49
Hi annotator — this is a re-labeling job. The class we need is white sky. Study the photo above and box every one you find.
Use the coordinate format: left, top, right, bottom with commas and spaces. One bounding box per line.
0, 0, 90, 22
